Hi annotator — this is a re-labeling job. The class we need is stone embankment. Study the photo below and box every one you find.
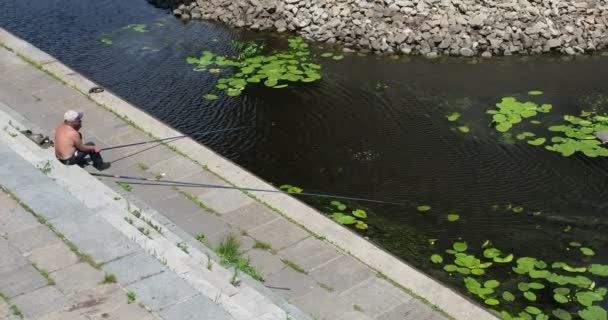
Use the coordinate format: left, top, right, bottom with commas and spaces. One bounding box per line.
156, 0, 608, 57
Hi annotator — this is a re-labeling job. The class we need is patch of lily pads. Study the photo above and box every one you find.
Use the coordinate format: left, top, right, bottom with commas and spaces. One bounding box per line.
487, 97, 552, 133
123, 24, 148, 33
545, 112, 608, 157
327, 200, 369, 230
187, 37, 326, 99
431, 239, 608, 320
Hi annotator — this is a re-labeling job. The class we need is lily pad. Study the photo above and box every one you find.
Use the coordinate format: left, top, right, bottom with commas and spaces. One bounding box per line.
331, 213, 357, 225
332, 55, 344, 61
431, 254, 443, 264
502, 291, 515, 302
525, 306, 542, 315
554, 293, 569, 304
447, 112, 461, 122
570, 241, 582, 247
203, 94, 219, 101
576, 291, 603, 307
524, 291, 537, 301
453, 241, 468, 252
209, 68, 221, 73
352, 209, 367, 218
355, 221, 368, 230
458, 126, 470, 133
552, 309, 572, 320
443, 264, 458, 272
447, 214, 460, 222
320, 52, 333, 58
484, 280, 500, 289
578, 306, 607, 320
589, 264, 608, 277
527, 138, 546, 146
417, 205, 431, 212
581, 247, 595, 256
100, 37, 113, 45
528, 90, 544, 95
484, 298, 500, 306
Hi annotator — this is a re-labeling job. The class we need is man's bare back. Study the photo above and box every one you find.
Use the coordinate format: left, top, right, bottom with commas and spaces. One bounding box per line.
55, 123, 80, 160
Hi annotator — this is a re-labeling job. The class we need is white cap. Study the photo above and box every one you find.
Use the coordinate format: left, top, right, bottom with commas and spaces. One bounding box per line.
64, 110, 83, 122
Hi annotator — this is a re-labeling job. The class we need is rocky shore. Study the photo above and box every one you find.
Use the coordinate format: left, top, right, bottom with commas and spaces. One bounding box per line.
154, 0, 608, 57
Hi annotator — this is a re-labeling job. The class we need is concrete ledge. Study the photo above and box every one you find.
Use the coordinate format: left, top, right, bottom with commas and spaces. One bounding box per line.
0, 27, 496, 320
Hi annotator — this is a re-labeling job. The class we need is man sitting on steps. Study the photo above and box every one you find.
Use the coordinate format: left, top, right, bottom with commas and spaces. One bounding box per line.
55, 110, 110, 171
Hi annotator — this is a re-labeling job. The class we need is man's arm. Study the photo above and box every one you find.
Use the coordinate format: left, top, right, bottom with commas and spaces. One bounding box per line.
72, 132, 101, 153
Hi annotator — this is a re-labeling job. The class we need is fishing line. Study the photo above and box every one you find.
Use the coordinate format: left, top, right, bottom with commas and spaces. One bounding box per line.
91, 173, 407, 206
101, 125, 261, 151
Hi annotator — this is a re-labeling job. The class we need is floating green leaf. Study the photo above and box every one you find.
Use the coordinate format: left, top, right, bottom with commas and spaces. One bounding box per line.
320, 52, 333, 58
552, 309, 572, 320
570, 241, 582, 247
528, 138, 546, 146
589, 264, 608, 277
355, 221, 368, 230
554, 288, 571, 295
443, 264, 458, 272
352, 209, 367, 218
484, 298, 500, 306
203, 94, 219, 101
493, 254, 514, 263
576, 291, 603, 307
502, 291, 515, 302
447, 213, 460, 222
531, 120, 542, 124
484, 248, 502, 259
581, 247, 595, 256
209, 68, 221, 73
453, 241, 468, 252
484, 280, 500, 289
512, 206, 524, 213
528, 90, 544, 96
332, 55, 344, 61
431, 254, 443, 264
516, 132, 536, 140
525, 306, 542, 315
331, 213, 357, 225
578, 306, 607, 320
100, 37, 113, 45
447, 112, 461, 122
488, 97, 542, 133
554, 293, 569, 304
458, 126, 470, 133
417, 205, 431, 212
524, 291, 537, 301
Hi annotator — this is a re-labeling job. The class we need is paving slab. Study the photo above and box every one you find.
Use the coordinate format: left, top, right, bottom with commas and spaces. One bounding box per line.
176, 169, 229, 197
0, 265, 47, 298
290, 287, 355, 320
6, 224, 60, 253
0, 204, 39, 235
159, 294, 234, 320
0, 239, 28, 274
37, 309, 91, 320
51, 263, 105, 294
125, 271, 198, 311
11, 286, 66, 319
263, 265, 317, 299
278, 237, 341, 273
204, 227, 254, 251
86, 300, 158, 320
140, 194, 201, 219
126, 183, 181, 209
166, 207, 230, 240
249, 218, 309, 251
245, 249, 286, 279
339, 277, 410, 317
310, 255, 374, 294
377, 299, 447, 320
102, 252, 166, 286
148, 155, 203, 180
221, 202, 280, 231
8, 182, 83, 222
62, 284, 124, 318
197, 188, 255, 214
27, 242, 79, 272
51, 211, 139, 264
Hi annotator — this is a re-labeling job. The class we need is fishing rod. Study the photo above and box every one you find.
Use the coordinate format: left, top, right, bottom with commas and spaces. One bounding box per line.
91, 173, 407, 206
101, 125, 261, 151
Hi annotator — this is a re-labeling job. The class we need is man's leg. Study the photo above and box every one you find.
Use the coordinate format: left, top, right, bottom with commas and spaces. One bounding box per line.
84, 142, 105, 169
68, 151, 89, 167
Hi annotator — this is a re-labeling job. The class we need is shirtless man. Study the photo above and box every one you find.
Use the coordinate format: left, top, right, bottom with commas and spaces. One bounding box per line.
55, 110, 110, 170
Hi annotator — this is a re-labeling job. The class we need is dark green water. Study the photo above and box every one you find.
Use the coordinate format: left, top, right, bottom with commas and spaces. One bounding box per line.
2, 0, 608, 318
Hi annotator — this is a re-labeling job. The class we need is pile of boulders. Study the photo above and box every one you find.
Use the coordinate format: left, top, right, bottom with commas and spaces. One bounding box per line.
164, 0, 608, 57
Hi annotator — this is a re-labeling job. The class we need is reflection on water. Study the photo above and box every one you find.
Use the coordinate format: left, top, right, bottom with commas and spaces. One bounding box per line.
2, 0, 608, 314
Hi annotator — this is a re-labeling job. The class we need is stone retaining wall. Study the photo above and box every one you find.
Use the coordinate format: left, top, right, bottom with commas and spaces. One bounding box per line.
156, 0, 608, 57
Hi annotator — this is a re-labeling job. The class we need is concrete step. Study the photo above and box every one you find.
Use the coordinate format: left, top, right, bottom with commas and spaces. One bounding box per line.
0, 109, 309, 320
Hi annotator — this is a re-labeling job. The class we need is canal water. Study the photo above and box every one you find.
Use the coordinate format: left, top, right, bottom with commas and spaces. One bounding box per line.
2, 0, 608, 317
